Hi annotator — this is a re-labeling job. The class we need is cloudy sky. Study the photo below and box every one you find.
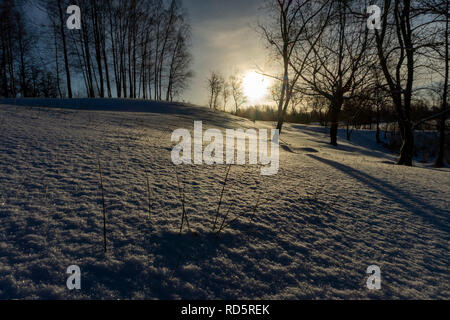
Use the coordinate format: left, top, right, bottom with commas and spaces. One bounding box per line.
182, 0, 275, 106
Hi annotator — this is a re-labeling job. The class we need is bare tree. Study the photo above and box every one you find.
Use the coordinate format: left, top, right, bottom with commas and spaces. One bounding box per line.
436, 1, 449, 167
56, 0, 73, 98
417, 0, 449, 167
0, 0, 18, 98
373, 0, 437, 165
0, 0, 60, 98
166, 19, 193, 101
207, 71, 224, 110
230, 74, 246, 113
298, 0, 372, 146
259, 0, 332, 133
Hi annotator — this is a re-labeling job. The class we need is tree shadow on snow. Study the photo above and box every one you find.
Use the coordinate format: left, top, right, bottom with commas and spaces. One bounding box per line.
292, 124, 390, 159
307, 154, 449, 235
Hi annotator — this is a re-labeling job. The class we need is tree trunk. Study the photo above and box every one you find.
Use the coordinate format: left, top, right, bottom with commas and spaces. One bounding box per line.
102, 36, 112, 98
53, 22, 62, 98
329, 98, 342, 146
397, 120, 414, 166
276, 52, 288, 133
376, 105, 381, 143
435, 115, 447, 167
330, 108, 339, 146
57, 0, 73, 98
92, 1, 104, 98
1, 37, 8, 97
435, 1, 448, 167
276, 87, 292, 134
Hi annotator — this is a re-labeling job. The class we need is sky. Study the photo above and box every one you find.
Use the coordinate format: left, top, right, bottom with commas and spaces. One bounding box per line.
182, 0, 275, 107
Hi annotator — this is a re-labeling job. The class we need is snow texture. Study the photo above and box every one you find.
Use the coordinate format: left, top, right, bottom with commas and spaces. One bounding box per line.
0, 99, 448, 299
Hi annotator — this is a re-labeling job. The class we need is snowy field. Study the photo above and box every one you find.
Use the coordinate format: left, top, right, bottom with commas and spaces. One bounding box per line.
0, 99, 448, 299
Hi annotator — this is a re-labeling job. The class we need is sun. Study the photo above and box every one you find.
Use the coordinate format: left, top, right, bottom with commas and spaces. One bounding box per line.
242, 71, 269, 103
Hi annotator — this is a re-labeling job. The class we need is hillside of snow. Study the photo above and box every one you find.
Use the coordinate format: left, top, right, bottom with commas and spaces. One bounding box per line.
0, 99, 448, 299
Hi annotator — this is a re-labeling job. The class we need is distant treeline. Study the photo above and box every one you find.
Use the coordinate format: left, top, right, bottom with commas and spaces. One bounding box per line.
0, 0, 193, 100
236, 99, 450, 164
236, 100, 446, 131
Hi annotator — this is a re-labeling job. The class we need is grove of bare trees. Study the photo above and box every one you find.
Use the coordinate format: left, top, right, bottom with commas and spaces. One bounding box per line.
1, 0, 60, 98
206, 71, 247, 113
0, 0, 193, 101
206, 71, 224, 110
259, 0, 449, 166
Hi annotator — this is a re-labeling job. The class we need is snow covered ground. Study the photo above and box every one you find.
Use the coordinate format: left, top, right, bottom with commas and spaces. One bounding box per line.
0, 99, 448, 299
